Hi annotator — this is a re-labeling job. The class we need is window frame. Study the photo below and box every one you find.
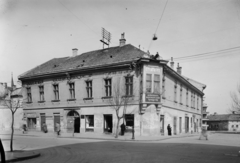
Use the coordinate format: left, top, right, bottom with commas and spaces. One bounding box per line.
104, 78, 112, 97
153, 74, 160, 94
39, 85, 44, 102
125, 76, 133, 96
53, 84, 59, 101
68, 82, 75, 100
26, 87, 32, 103
146, 74, 152, 93
86, 80, 93, 98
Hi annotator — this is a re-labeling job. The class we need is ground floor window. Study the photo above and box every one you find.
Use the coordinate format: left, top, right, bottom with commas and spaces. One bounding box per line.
27, 118, 36, 129
125, 114, 134, 133
104, 114, 112, 133
85, 115, 94, 132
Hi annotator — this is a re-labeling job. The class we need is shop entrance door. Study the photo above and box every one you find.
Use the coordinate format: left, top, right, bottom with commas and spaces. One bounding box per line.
27, 118, 36, 129
173, 117, 177, 135
40, 113, 46, 131
185, 117, 189, 133
54, 115, 60, 132
160, 115, 164, 135
74, 117, 80, 133
104, 115, 112, 133
67, 110, 80, 133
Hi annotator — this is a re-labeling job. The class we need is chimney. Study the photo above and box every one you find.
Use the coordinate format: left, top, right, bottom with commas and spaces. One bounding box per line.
170, 57, 174, 69
72, 48, 78, 57
177, 63, 182, 75
119, 33, 126, 47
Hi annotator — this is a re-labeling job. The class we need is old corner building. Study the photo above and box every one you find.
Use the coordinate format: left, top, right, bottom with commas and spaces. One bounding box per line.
18, 34, 206, 136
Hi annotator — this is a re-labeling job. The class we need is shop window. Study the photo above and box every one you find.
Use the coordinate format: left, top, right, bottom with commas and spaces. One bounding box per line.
125, 76, 133, 96
27, 87, 32, 103
53, 84, 59, 101
85, 115, 94, 132
86, 80, 93, 98
125, 114, 134, 127
39, 85, 44, 102
68, 82, 75, 100
104, 79, 112, 97
154, 74, 160, 93
146, 74, 152, 93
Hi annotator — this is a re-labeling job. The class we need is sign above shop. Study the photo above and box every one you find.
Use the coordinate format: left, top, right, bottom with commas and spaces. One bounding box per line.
145, 93, 161, 102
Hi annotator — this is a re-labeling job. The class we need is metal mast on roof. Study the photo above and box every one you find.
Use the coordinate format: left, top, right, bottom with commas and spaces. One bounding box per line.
100, 28, 111, 49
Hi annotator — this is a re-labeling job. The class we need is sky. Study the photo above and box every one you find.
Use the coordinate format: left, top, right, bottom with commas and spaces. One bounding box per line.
0, 0, 240, 114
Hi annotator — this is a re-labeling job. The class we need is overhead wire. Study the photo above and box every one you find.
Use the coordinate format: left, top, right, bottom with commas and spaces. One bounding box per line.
148, 0, 169, 50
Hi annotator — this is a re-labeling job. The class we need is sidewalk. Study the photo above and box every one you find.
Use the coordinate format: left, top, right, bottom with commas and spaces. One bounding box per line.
0, 129, 200, 141
0, 150, 40, 163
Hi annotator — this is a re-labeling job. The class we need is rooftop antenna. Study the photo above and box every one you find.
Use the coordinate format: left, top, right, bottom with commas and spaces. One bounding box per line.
100, 28, 111, 49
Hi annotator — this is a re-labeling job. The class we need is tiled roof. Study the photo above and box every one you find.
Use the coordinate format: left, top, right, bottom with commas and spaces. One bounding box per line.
11, 88, 22, 97
208, 114, 240, 121
19, 44, 146, 79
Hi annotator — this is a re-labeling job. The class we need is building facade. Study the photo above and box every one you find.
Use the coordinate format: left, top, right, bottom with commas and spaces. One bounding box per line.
207, 113, 240, 132
19, 34, 206, 136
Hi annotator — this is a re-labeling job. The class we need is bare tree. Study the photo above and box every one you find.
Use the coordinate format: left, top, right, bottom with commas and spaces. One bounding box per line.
230, 84, 240, 113
107, 77, 135, 138
0, 87, 22, 152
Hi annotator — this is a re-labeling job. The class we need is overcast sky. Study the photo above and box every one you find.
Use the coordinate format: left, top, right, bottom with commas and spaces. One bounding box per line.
1, 0, 240, 114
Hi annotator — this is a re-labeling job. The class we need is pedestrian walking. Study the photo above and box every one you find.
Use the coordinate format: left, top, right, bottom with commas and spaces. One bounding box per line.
199, 125, 208, 140
167, 124, 172, 136
56, 123, 61, 136
120, 123, 126, 136
22, 124, 27, 134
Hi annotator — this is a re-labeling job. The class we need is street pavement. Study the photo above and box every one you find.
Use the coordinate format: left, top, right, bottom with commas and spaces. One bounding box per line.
0, 131, 240, 163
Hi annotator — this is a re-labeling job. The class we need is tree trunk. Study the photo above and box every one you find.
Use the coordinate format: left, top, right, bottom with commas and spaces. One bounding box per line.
10, 112, 14, 152
115, 118, 120, 138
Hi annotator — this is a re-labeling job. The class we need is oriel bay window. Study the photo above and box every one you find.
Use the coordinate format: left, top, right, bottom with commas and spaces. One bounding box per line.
162, 74, 166, 99
104, 78, 112, 97
125, 76, 133, 96
27, 87, 32, 103
146, 74, 152, 93
39, 85, 44, 102
86, 80, 93, 98
53, 84, 59, 101
68, 82, 75, 100
154, 74, 160, 93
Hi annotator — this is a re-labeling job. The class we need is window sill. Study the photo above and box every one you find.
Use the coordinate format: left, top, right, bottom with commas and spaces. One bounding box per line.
38, 101, 45, 103
26, 102, 32, 104
174, 101, 178, 103
67, 99, 76, 101
101, 96, 112, 99
83, 97, 93, 100
122, 95, 134, 98
162, 97, 166, 99
51, 100, 60, 102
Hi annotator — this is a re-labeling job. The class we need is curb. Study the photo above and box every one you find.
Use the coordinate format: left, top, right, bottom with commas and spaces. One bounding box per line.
2, 151, 41, 163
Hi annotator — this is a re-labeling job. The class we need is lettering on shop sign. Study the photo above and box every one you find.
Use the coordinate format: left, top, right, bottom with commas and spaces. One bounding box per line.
145, 93, 161, 102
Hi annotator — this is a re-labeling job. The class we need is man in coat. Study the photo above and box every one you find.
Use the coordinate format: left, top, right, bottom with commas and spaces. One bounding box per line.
167, 124, 172, 136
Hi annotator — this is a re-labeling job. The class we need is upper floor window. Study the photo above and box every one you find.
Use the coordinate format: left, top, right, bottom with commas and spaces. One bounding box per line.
69, 82, 75, 99
193, 93, 196, 108
154, 74, 160, 94
53, 84, 59, 100
86, 80, 93, 98
39, 85, 44, 102
186, 89, 189, 106
125, 76, 133, 96
174, 81, 177, 102
146, 74, 152, 93
191, 91, 193, 108
104, 79, 112, 97
26, 87, 32, 103
162, 74, 165, 99
197, 95, 199, 109
180, 85, 183, 104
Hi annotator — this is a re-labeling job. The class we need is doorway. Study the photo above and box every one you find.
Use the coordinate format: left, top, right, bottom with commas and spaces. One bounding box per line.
104, 115, 112, 133
40, 113, 46, 132
185, 117, 189, 133
67, 110, 80, 133
27, 118, 36, 129
173, 117, 177, 135
160, 115, 164, 135
54, 115, 60, 132
179, 117, 182, 134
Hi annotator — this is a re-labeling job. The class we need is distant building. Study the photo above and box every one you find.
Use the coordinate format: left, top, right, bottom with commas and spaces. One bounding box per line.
0, 82, 23, 130
18, 34, 206, 136
202, 104, 208, 126
207, 113, 240, 132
